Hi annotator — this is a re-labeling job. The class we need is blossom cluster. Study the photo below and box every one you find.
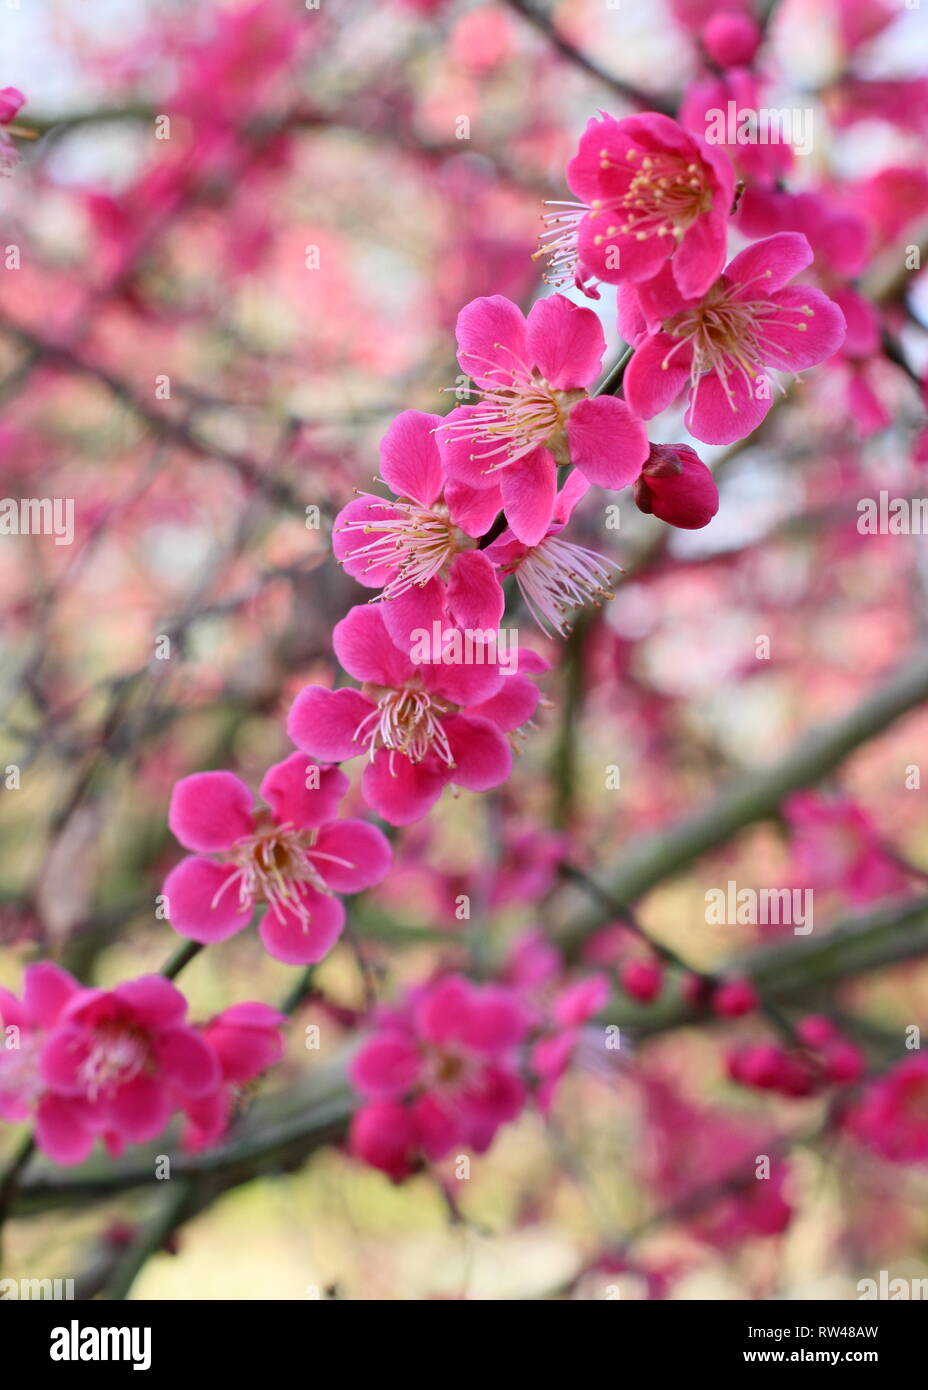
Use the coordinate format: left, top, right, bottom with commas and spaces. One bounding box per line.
6, 0, 927, 1285
0, 963, 285, 1165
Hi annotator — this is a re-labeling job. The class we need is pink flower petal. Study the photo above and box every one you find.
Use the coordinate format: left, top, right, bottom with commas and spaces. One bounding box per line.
762, 285, 847, 371
412, 1092, 458, 1161
567, 395, 649, 489
310, 818, 393, 893
459, 990, 528, 1053
287, 685, 374, 763
553, 974, 611, 1026
333, 603, 414, 687
168, 770, 254, 853
35, 1094, 95, 1166
113, 975, 188, 1029
258, 888, 346, 965
725, 231, 813, 297
526, 293, 605, 389
554, 468, 592, 524
672, 208, 728, 299
379, 409, 443, 506
23, 961, 79, 1029
617, 285, 649, 345
106, 1074, 172, 1144
332, 496, 402, 588
436, 405, 504, 490
350, 1034, 422, 1100
40, 1025, 92, 1094
624, 333, 692, 420
456, 295, 529, 391
445, 476, 503, 535
416, 977, 474, 1045
381, 578, 445, 655
206, 1011, 284, 1084
0, 988, 25, 1031
468, 674, 540, 731
635, 262, 694, 326
447, 550, 504, 631
350, 1100, 417, 1179
424, 653, 505, 707
259, 750, 349, 830
362, 751, 448, 826
444, 713, 512, 791
578, 217, 668, 287
499, 448, 557, 546
154, 1026, 221, 1097
685, 369, 772, 445
163, 856, 254, 942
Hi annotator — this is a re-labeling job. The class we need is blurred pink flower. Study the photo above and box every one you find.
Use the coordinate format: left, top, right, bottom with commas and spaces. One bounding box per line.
349, 975, 530, 1177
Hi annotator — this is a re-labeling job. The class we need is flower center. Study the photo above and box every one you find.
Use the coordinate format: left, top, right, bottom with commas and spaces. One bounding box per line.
212, 822, 353, 931
0, 1031, 43, 1102
442, 351, 583, 472
590, 146, 710, 246
355, 679, 455, 770
660, 271, 816, 412
511, 534, 617, 636
80, 1022, 151, 1099
339, 494, 463, 597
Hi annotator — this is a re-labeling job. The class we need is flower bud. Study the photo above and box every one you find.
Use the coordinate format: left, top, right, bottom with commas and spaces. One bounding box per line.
633, 444, 719, 529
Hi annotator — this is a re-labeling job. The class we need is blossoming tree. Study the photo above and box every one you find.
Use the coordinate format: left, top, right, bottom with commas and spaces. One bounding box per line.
1, 0, 928, 1302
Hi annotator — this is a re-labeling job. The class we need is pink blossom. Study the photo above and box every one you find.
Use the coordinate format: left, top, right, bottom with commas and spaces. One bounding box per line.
530, 971, 612, 1112
0, 85, 25, 173
783, 791, 909, 906
564, 111, 735, 299
439, 294, 649, 545
0, 963, 79, 1124
349, 975, 530, 1177
642, 1073, 793, 1248
484, 470, 617, 634
552, 973, 611, 1028
38, 975, 220, 1165
702, 13, 761, 67
736, 188, 870, 280
712, 978, 758, 1018
622, 233, 846, 444
824, 288, 892, 439
632, 442, 719, 529
164, 751, 392, 963
680, 70, 793, 187
845, 1057, 928, 1163
333, 409, 504, 642
179, 1002, 286, 1152
620, 959, 664, 1003
0, 87, 24, 125
287, 604, 540, 825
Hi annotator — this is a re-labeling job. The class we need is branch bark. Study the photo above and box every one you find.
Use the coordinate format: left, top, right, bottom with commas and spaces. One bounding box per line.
558, 649, 928, 954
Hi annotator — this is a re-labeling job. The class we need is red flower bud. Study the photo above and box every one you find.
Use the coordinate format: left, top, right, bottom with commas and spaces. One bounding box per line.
620, 958, 663, 1003
633, 444, 719, 529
